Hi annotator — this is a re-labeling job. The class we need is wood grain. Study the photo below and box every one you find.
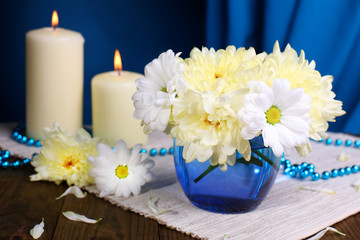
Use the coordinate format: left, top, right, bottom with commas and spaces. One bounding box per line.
0, 164, 359, 240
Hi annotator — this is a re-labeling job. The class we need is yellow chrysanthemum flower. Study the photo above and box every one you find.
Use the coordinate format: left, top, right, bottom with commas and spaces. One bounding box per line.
183, 46, 267, 95
171, 89, 251, 171
261, 41, 345, 142
30, 122, 103, 187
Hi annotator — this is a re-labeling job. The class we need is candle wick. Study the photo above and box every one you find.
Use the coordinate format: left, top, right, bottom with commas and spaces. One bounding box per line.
53, 26, 57, 31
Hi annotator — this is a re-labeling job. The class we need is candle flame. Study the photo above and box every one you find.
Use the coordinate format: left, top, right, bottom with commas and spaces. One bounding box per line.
114, 49, 122, 71
52, 10, 59, 28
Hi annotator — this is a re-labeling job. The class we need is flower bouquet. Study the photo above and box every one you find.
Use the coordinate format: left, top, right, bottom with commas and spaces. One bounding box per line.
132, 41, 345, 213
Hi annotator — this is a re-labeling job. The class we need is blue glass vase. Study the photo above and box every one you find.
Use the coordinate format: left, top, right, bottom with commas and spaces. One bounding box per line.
173, 139, 281, 213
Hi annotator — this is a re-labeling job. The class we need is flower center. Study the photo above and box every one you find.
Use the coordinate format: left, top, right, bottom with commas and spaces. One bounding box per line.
115, 165, 129, 179
214, 72, 222, 79
265, 106, 281, 125
204, 117, 220, 128
160, 86, 167, 93
62, 155, 79, 169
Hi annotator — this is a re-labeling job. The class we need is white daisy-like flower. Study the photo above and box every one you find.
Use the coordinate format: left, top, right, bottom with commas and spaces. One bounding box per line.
88, 141, 155, 198
238, 78, 312, 157
132, 49, 187, 133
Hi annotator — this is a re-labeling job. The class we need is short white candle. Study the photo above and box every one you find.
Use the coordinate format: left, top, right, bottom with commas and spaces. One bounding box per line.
26, 10, 84, 139
91, 50, 147, 147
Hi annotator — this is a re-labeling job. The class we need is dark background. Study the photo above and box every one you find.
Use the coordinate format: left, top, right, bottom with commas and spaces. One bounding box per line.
0, 0, 206, 125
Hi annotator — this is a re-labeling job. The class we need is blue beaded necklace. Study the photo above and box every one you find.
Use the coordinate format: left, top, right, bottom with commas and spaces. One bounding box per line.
3, 124, 360, 179
281, 138, 360, 181
0, 149, 32, 168
0, 124, 173, 168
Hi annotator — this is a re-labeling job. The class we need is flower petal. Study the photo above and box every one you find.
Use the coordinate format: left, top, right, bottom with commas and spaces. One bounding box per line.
62, 211, 102, 224
56, 186, 87, 200
297, 186, 336, 194
30, 218, 44, 239
352, 179, 360, 191
306, 227, 345, 240
337, 152, 350, 162
147, 196, 168, 215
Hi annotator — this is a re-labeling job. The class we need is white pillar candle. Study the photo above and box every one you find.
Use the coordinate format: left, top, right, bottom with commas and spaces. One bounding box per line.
26, 11, 84, 139
91, 50, 147, 147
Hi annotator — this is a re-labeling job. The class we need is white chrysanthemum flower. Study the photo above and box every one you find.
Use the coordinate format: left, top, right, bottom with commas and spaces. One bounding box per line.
30, 122, 102, 187
171, 89, 251, 171
88, 141, 155, 198
132, 50, 187, 133
238, 78, 312, 157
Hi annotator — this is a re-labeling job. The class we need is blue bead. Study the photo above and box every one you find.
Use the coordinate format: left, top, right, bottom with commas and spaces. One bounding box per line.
335, 139, 342, 146
12, 132, 19, 138
338, 168, 345, 176
345, 139, 352, 147
301, 162, 308, 169
325, 138, 333, 145
291, 164, 302, 172
284, 168, 291, 175
307, 168, 314, 174
289, 170, 297, 178
354, 140, 360, 148
12, 161, 20, 168
159, 148, 167, 156
35, 140, 41, 147
285, 160, 291, 166
352, 165, 359, 173
284, 163, 292, 170
306, 164, 315, 170
150, 148, 157, 156
2, 161, 9, 168
300, 170, 310, 178
322, 171, 330, 180
0, 156, 2, 161
312, 172, 320, 181
20, 136, 28, 143
317, 138, 324, 143
23, 158, 30, 164
27, 138, 35, 146
3, 151, 10, 159
280, 158, 286, 165
169, 147, 174, 155
139, 148, 147, 154
331, 169, 338, 178
16, 134, 22, 141
345, 167, 352, 175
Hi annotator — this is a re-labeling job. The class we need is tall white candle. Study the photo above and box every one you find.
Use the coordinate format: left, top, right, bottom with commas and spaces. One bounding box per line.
91, 50, 147, 147
26, 11, 84, 139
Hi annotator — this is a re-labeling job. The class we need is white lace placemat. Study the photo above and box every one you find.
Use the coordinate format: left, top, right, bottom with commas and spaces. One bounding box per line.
1, 123, 359, 240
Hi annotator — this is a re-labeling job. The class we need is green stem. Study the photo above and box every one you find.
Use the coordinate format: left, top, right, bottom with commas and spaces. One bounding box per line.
193, 150, 277, 183
252, 149, 277, 169
193, 164, 218, 183
236, 156, 263, 167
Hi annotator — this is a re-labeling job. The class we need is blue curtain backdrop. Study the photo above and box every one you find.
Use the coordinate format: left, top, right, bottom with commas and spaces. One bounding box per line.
0, 0, 206, 125
206, 0, 360, 134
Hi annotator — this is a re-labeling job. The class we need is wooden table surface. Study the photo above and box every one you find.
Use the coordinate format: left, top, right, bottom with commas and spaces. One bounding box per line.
1, 160, 360, 239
